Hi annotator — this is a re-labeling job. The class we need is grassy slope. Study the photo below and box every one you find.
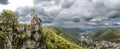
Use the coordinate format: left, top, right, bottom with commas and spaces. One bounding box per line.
89, 29, 120, 42
49, 27, 80, 44
42, 28, 86, 49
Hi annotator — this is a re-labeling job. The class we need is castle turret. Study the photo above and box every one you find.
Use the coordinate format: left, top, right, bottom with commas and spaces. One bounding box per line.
25, 8, 46, 49
30, 8, 42, 31
31, 8, 37, 18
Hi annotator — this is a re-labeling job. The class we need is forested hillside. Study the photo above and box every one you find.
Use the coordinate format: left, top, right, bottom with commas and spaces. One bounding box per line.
48, 27, 81, 44
42, 27, 86, 49
89, 29, 120, 43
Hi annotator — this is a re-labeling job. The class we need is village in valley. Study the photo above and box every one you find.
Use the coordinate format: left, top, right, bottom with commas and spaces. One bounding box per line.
79, 32, 120, 49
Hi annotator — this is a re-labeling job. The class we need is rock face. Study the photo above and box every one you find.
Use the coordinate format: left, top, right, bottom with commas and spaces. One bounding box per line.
24, 8, 46, 49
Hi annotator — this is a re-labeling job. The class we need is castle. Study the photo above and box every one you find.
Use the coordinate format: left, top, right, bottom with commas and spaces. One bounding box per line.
0, 8, 46, 49
30, 8, 42, 31
22, 8, 46, 49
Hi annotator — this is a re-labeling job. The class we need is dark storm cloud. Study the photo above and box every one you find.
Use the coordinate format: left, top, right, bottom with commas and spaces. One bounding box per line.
15, 6, 31, 23
61, 0, 75, 8
34, 0, 51, 4
33, 0, 75, 24
0, 0, 9, 5
16, 0, 120, 28
34, 0, 59, 5
16, 6, 31, 17
34, 0, 75, 8
106, 11, 120, 19
19, 0, 75, 24
53, 0, 120, 27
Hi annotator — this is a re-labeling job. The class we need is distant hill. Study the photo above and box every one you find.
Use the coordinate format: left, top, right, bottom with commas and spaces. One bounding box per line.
62, 28, 84, 33
89, 29, 120, 42
42, 27, 86, 49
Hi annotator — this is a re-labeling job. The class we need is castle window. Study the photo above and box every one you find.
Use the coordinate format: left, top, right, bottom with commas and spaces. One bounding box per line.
32, 31, 36, 34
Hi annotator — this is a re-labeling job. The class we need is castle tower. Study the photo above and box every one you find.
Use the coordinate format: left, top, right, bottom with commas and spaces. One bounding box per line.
30, 8, 42, 31
31, 8, 37, 19
26, 8, 45, 49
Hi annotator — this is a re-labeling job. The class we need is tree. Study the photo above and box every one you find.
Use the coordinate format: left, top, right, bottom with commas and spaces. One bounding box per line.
0, 10, 19, 49
0, 10, 19, 31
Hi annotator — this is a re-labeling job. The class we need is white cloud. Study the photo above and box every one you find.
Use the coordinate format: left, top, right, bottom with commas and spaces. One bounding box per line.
0, 0, 33, 11
52, 0, 120, 27
2, 0, 120, 28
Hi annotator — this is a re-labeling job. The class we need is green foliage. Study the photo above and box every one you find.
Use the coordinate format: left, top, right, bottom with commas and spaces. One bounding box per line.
48, 27, 80, 45
89, 29, 120, 42
0, 31, 26, 48
0, 32, 10, 48
0, 10, 19, 30
42, 28, 86, 49
17, 33, 26, 39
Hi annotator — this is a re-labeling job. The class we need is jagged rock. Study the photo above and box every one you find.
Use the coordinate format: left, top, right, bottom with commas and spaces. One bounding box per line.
24, 8, 46, 49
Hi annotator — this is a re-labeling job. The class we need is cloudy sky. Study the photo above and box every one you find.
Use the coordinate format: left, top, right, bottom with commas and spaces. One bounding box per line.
0, 0, 120, 28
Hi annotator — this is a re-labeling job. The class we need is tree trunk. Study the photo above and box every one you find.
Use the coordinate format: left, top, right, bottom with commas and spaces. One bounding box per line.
5, 33, 13, 49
